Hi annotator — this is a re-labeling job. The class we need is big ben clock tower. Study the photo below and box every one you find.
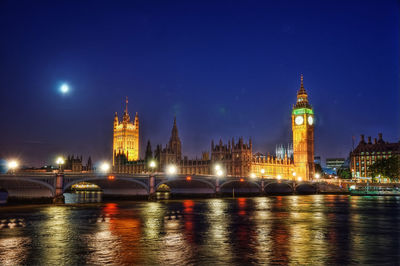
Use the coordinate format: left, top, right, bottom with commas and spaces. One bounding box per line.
292, 74, 315, 180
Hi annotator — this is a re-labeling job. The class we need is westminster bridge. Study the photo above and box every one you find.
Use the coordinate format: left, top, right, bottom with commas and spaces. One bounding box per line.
0, 172, 347, 201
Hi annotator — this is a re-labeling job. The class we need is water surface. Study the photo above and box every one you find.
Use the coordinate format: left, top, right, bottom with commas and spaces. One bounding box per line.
0, 195, 399, 265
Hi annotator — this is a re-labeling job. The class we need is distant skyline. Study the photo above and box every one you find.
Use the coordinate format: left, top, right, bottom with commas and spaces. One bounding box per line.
0, 0, 399, 167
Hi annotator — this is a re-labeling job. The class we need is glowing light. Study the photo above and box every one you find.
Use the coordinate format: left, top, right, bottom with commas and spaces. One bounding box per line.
7, 160, 19, 170
149, 160, 156, 168
315, 173, 320, 179
56, 157, 65, 165
292, 108, 314, 115
217, 170, 224, 177
60, 83, 69, 94
250, 173, 256, 179
297, 177, 302, 182
100, 162, 110, 173
239, 178, 244, 182
215, 164, 221, 171
108, 175, 115, 181
260, 169, 265, 174
167, 165, 177, 175
277, 175, 282, 180
186, 176, 191, 181
292, 172, 296, 176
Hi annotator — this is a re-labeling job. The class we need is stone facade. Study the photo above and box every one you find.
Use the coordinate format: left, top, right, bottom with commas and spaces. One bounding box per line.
113, 76, 315, 180
112, 97, 139, 165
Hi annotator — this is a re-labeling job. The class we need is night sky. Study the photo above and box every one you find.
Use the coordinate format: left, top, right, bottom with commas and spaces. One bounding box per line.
0, 0, 398, 167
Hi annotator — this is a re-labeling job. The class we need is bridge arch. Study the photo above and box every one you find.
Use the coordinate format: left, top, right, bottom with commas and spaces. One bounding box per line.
0, 177, 55, 198
219, 179, 262, 194
156, 178, 215, 194
295, 183, 317, 194
264, 182, 293, 194
63, 177, 149, 196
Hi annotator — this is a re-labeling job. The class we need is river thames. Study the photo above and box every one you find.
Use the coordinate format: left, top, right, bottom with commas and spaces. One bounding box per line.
0, 195, 399, 265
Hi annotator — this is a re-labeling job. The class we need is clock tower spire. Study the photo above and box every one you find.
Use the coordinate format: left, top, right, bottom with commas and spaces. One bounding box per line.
292, 75, 315, 180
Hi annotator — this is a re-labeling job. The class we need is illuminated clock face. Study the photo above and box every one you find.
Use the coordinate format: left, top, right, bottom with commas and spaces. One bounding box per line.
308, 116, 314, 125
295, 116, 304, 125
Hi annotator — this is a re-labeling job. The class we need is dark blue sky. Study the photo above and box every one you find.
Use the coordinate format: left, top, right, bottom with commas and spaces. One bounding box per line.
0, 0, 398, 167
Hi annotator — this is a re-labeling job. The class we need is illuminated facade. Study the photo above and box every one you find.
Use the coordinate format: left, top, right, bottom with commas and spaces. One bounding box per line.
113, 76, 315, 180
291, 74, 315, 180
350, 133, 400, 178
113, 97, 139, 165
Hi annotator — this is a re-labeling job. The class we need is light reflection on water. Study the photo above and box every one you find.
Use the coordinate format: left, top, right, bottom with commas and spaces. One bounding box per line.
1, 195, 400, 265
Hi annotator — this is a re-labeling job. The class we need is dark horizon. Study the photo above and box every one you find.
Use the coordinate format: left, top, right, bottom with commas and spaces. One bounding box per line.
0, 0, 399, 167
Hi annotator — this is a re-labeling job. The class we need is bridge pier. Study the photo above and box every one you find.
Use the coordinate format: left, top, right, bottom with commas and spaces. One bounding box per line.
261, 179, 265, 195
53, 174, 65, 203
148, 175, 156, 200
215, 178, 221, 197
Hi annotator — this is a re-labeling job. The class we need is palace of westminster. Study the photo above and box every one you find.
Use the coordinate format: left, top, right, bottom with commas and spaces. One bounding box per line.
112, 75, 315, 180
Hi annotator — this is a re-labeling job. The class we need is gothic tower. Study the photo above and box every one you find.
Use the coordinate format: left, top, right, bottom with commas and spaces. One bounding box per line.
112, 97, 140, 165
168, 117, 182, 161
292, 75, 315, 180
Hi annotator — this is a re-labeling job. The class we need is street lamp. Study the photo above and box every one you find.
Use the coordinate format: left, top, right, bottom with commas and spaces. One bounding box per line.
149, 160, 156, 169
100, 162, 110, 173
315, 173, 320, 180
277, 174, 282, 180
56, 156, 65, 172
214, 164, 224, 177
216, 169, 224, 177
7, 160, 19, 174
250, 173, 256, 179
297, 177, 302, 182
167, 165, 177, 175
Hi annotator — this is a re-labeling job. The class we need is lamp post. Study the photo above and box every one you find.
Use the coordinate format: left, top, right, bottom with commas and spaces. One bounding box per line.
260, 169, 265, 193
148, 160, 157, 199
54, 156, 65, 203
56, 157, 65, 173
214, 164, 224, 194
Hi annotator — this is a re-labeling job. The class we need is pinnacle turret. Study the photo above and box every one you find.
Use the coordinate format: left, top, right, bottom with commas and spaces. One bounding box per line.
295, 74, 311, 108
171, 117, 179, 140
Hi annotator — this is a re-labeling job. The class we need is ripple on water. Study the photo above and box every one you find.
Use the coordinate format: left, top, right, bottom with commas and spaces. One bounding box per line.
0, 195, 400, 265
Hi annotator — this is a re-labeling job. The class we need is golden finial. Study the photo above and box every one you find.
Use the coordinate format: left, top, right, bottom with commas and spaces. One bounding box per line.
125, 96, 128, 113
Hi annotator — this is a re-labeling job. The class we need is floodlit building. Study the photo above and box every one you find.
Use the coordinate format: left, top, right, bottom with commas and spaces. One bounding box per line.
350, 134, 400, 178
113, 75, 315, 180
112, 97, 139, 165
